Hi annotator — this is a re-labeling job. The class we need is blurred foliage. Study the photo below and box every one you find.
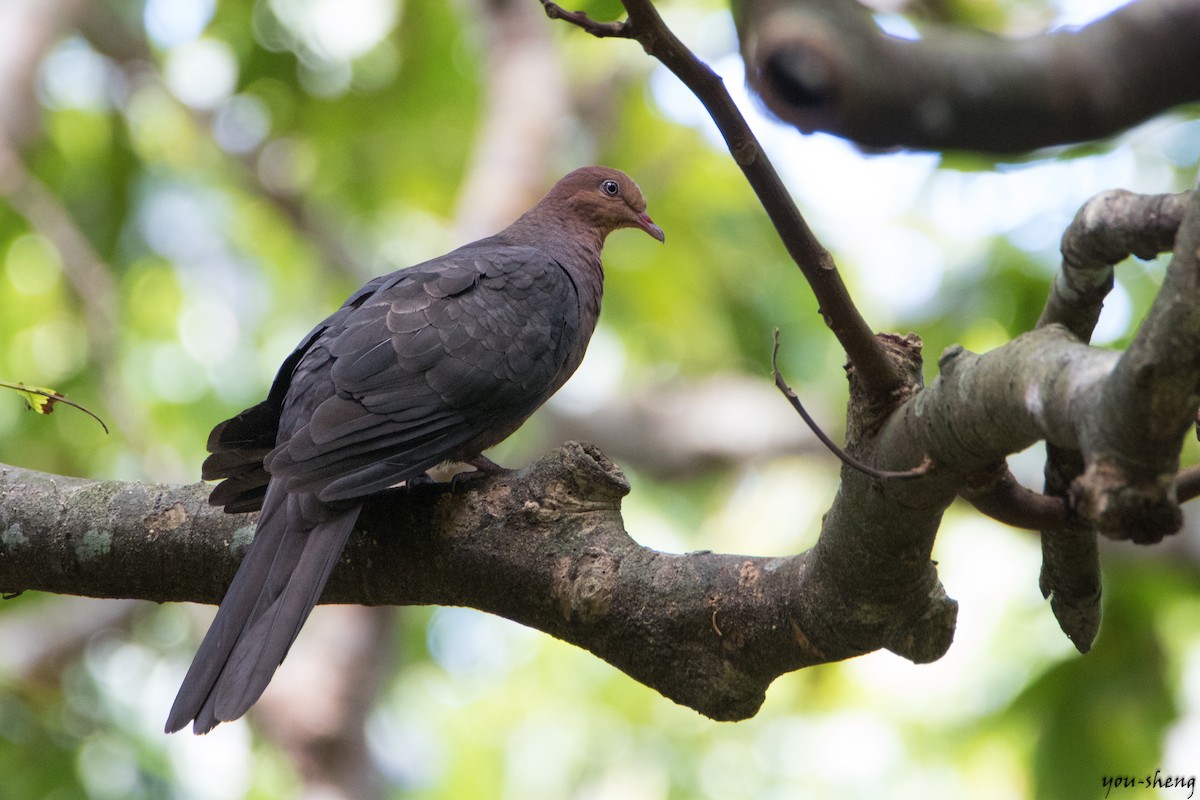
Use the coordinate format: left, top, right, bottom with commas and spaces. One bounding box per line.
1, 0, 1199, 798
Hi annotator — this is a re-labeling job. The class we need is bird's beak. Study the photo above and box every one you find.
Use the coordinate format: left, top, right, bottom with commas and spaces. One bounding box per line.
635, 212, 665, 242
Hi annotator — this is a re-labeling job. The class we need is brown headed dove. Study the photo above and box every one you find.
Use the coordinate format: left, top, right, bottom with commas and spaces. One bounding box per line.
166, 166, 663, 734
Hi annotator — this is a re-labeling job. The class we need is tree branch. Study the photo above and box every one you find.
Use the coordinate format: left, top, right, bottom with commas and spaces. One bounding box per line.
955, 460, 1200, 533
1, 443, 954, 721
1039, 443, 1101, 652
959, 464, 1068, 531
1074, 188, 1200, 542
1039, 190, 1190, 340
735, 0, 1200, 153
1033, 189, 1190, 648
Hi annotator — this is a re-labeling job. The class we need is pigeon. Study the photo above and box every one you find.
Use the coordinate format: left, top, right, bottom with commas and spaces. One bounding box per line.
166, 166, 663, 733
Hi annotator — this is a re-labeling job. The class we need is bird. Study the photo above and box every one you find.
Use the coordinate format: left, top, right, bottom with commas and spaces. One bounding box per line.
166, 166, 663, 734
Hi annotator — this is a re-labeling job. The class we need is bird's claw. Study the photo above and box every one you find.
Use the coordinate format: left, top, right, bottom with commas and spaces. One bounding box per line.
450, 457, 511, 489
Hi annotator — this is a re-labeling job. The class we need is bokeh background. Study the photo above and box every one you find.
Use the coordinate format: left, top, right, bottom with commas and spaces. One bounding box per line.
1, 0, 1199, 797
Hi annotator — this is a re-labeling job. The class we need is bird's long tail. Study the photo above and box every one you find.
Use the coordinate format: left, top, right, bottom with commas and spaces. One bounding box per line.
165, 481, 360, 734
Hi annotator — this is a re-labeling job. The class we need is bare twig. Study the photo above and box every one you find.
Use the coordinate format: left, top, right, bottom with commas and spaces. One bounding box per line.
772, 331, 928, 481
540, 1, 629, 37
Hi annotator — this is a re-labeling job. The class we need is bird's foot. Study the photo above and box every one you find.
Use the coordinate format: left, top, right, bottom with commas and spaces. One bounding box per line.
467, 455, 506, 474
450, 456, 511, 489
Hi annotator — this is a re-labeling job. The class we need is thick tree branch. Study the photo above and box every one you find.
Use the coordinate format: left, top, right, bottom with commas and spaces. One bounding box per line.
1, 443, 955, 721
856, 299, 1196, 585
736, 0, 1200, 153
855, 249, 1200, 554
833, 330, 1113, 657
543, 0, 904, 398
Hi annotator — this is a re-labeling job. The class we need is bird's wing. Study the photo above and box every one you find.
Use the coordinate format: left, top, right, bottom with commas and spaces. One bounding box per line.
202, 275, 394, 512
268, 241, 582, 502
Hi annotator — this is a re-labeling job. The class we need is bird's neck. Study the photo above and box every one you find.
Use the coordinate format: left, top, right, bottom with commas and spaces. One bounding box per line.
501, 210, 607, 276
501, 210, 605, 334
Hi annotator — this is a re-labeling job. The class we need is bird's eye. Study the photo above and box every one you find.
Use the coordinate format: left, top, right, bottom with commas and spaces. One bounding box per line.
601, 179, 620, 196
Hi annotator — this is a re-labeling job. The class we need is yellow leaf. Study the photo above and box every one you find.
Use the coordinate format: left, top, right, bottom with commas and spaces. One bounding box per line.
16, 383, 61, 415
0, 380, 109, 433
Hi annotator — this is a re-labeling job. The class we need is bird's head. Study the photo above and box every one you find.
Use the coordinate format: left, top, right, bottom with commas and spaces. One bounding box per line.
548, 166, 665, 243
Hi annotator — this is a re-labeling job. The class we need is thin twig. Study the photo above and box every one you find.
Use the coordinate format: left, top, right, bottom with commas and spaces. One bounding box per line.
540, 1, 629, 37
0, 381, 109, 434
542, 0, 904, 398
772, 331, 928, 482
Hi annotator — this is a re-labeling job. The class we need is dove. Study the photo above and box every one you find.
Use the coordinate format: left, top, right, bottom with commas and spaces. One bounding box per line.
166, 166, 663, 733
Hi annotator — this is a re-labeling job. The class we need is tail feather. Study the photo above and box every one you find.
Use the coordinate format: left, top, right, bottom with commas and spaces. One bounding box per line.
165, 481, 361, 734
202, 399, 281, 513
213, 504, 358, 722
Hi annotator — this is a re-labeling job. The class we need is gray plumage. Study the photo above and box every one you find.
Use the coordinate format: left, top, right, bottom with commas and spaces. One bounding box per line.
166, 166, 663, 734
